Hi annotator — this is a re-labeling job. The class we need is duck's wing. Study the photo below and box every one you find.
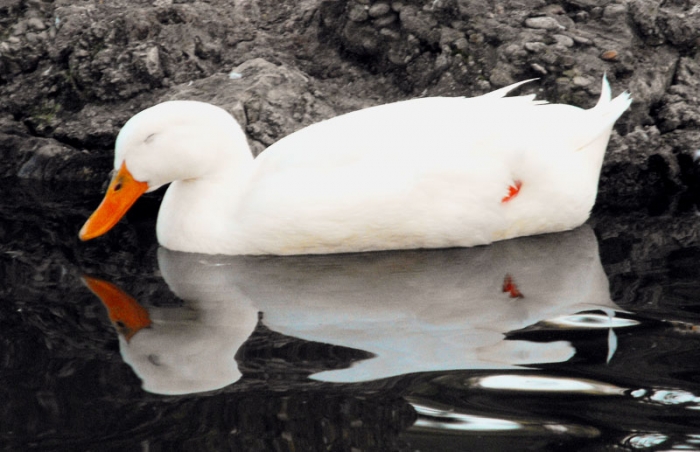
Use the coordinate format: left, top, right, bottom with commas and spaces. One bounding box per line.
479, 78, 542, 101
255, 91, 547, 173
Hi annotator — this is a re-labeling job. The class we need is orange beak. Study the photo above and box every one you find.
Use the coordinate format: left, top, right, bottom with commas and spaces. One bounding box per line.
79, 162, 149, 241
82, 276, 152, 341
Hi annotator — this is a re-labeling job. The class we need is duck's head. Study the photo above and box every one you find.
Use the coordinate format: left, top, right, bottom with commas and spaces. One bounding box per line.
79, 100, 246, 241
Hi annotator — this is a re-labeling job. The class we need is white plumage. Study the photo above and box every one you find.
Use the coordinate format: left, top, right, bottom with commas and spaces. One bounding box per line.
82, 77, 631, 255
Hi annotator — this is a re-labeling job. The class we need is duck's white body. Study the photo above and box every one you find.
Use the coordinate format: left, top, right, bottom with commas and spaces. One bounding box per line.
81, 78, 631, 255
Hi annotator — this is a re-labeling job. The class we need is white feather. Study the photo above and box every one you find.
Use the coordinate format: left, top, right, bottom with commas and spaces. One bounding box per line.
111, 77, 631, 255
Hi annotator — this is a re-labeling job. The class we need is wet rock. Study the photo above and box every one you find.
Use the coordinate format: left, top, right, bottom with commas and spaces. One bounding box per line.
26, 18, 46, 31
162, 58, 339, 155
348, 4, 369, 22
368, 3, 391, 18
0, 0, 696, 213
0, 114, 109, 182
524, 16, 565, 31
525, 42, 547, 53
656, 57, 700, 133
623, 47, 678, 130
600, 50, 618, 61
553, 34, 574, 48
572, 75, 592, 87
399, 6, 439, 44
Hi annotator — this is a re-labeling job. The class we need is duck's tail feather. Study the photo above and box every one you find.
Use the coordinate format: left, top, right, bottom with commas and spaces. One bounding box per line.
593, 74, 632, 123
595, 73, 612, 107
573, 76, 631, 151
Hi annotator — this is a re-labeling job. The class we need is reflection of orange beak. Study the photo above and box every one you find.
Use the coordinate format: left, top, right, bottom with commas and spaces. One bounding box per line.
79, 162, 149, 241
82, 276, 152, 342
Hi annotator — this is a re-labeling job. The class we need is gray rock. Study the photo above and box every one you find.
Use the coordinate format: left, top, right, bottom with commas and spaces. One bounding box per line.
399, 6, 439, 44
348, 4, 369, 22
373, 13, 397, 27
368, 3, 390, 18
531, 63, 547, 75
524, 42, 546, 52
553, 34, 574, 48
26, 17, 46, 31
0, 0, 696, 212
572, 76, 593, 87
163, 58, 340, 155
524, 16, 565, 31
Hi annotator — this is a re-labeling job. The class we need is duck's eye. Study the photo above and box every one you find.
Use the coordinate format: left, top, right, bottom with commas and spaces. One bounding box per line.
145, 133, 156, 143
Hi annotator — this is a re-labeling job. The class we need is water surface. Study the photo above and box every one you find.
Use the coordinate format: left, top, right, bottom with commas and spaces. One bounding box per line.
3, 180, 700, 451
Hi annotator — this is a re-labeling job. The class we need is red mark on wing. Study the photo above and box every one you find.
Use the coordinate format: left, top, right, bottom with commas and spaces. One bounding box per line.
501, 180, 522, 203
502, 274, 524, 299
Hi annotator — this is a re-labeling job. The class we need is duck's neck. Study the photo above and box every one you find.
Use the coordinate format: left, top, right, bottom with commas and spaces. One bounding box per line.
156, 135, 255, 254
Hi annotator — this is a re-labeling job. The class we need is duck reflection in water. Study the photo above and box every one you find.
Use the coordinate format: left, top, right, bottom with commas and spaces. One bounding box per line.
84, 225, 625, 395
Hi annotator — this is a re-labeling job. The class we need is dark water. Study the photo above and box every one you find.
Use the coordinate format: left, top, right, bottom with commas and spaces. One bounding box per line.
3, 180, 700, 451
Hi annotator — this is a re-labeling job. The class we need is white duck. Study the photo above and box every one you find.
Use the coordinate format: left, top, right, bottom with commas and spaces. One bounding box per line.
80, 77, 631, 255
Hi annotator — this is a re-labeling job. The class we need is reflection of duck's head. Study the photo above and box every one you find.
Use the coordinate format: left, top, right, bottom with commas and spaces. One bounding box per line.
84, 272, 258, 396
83, 276, 151, 342
158, 225, 620, 383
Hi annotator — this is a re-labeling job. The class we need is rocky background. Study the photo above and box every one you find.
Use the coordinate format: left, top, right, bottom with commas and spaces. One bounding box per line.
0, 0, 699, 213
2, 2, 700, 448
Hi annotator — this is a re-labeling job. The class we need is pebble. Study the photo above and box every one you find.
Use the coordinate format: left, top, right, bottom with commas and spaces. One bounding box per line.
572, 35, 592, 45
573, 76, 592, 87
434, 53, 450, 71
348, 5, 369, 22
379, 28, 400, 39
368, 3, 391, 17
373, 13, 396, 27
559, 55, 575, 68
603, 4, 627, 20
391, 1, 403, 12
26, 18, 46, 31
453, 37, 469, 52
12, 21, 26, 36
574, 11, 589, 22
469, 33, 484, 44
524, 16, 565, 31
524, 41, 546, 52
543, 4, 565, 15
440, 26, 463, 44
553, 34, 574, 48
531, 63, 547, 75
600, 50, 618, 61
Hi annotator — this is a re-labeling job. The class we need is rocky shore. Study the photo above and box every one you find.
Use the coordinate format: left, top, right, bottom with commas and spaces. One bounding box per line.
1, 0, 698, 212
